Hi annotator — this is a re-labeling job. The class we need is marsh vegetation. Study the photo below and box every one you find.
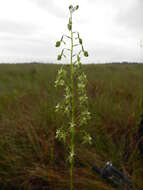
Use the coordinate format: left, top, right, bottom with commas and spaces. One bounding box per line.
0, 63, 143, 189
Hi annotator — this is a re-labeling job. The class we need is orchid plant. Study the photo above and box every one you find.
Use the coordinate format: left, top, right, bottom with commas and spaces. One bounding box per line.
55, 4, 91, 190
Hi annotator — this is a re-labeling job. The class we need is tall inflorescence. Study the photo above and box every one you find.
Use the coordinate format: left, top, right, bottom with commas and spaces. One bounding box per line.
55, 4, 91, 190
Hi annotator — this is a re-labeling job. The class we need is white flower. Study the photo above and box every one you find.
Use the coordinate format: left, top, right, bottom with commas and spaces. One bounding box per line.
64, 86, 72, 103
56, 128, 66, 142
64, 105, 70, 116
55, 103, 62, 112
79, 94, 88, 105
55, 67, 67, 87
78, 83, 86, 90
69, 150, 75, 163
82, 133, 92, 145
80, 110, 91, 125
69, 121, 76, 129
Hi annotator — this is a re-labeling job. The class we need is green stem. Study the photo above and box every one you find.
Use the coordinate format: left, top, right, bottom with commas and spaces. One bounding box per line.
70, 11, 75, 190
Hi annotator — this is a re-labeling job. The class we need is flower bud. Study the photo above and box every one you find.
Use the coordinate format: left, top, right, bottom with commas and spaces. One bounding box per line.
67, 19, 72, 31
84, 51, 89, 57
69, 5, 73, 10
56, 41, 61, 47
57, 54, 62, 61
79, 38, 83, 45
72, 5, 79, 12
75, 5, 79, 10
68, 24, 71, 31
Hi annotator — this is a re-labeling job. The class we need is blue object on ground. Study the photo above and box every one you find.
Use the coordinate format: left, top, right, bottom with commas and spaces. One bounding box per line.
92, 161, 132, 189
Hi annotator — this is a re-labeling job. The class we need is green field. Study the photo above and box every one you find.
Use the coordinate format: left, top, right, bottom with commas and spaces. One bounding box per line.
0, 63, 143, 190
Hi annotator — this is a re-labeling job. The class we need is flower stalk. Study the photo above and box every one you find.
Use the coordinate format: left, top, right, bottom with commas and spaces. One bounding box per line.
69, 10, 75, 190
55, 4, 91, 190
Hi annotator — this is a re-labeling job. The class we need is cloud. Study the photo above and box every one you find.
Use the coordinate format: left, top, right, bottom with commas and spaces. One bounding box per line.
0, 36, 55, 59
0, 0, 142, 63
0, 20, 40, 36
30, 0, 66, 18
117, 0, 143, 33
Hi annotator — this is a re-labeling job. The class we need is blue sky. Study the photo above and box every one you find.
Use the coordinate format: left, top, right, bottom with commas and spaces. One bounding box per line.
0, 0, 143, 63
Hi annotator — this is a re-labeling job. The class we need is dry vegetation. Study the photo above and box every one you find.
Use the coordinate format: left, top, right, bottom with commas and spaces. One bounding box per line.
0, 63, 143, 189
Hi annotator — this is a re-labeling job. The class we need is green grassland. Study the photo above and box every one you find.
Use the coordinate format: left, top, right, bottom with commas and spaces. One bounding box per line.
0, 63, 143, 190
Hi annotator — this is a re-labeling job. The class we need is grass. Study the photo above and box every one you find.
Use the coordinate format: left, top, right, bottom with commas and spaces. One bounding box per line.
0, 63, 143, 189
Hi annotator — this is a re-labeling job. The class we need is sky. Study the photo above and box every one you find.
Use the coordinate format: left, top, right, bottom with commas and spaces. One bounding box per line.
0, 0, 143, 63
